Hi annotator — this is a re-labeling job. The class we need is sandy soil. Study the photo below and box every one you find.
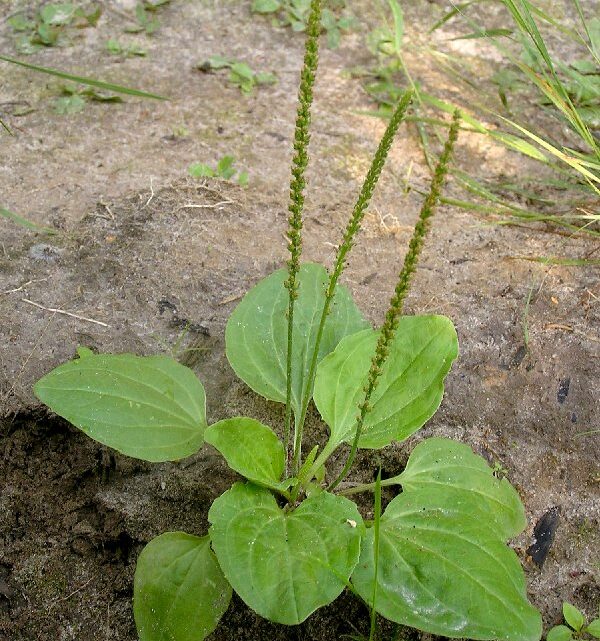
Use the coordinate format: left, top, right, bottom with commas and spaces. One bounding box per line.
1, 1, 598, 639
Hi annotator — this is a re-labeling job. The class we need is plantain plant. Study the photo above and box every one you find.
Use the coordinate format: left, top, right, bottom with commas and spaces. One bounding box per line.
34, 0, 542, 639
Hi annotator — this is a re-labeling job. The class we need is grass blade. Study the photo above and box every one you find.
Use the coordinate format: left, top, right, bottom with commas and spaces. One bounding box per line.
1, 117, 12, 134
1, 206, 57, 235
387, 0, 404, 55
0, 54, 168, 100
512, 255, 600, 266
500, 116, 600, 189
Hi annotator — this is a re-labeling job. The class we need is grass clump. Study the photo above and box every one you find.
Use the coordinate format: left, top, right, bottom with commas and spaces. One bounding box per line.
358, 0, 599, 237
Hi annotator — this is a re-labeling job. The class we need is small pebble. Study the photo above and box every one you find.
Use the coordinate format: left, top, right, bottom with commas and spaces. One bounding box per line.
557, 378, 570, 404
28, 243, 62, 262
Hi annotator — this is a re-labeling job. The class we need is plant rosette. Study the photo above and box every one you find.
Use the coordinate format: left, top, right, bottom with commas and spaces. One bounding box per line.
35, 262, 541, 641
33, 0, 542, 638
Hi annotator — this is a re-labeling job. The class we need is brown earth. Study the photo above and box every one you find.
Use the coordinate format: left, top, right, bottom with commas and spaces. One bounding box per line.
1, 1, 598, 640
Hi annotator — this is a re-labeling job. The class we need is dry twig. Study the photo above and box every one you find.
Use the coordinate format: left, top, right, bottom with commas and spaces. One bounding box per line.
22, 298, 110, 327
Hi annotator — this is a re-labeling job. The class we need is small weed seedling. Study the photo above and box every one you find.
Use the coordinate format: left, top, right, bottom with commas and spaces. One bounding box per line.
547, 603, 600, 641
0, 54, 166, 103
35, 1, 542, 640
197, 56, 277, 94
0, 51, 165, 135
53, 83, 123, 115
252, 0, 356, 48
188, 156, 248, 186
106, 39, 147, 58
124, 0, 170, 35
8, 2, 101, 54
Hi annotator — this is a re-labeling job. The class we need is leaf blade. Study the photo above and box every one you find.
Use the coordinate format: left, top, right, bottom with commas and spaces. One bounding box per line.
397, 437, 527, 539
0, 54, 168, 100
134, 532, 232, 641
209, 482, 364, 624
1, 205, 57, 234
563, 603, 585, 632
204, 418, 285, 491
351, 438, 541, 641
34, 352, 206, 461
314, 315, 458, 451
225, 263, 369, 425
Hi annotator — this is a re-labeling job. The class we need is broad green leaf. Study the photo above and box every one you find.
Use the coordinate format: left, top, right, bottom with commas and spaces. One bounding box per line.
252, 0, 281, 13
204, 418, 285, 491
225, 263, 369, 426
34, 350, 206, 462
232, 76, 254, 94
40, 3, 75, 25
314, 315, 457, 451
255, 71, 277, 85
547, 626, 574, 641
326, 27, 341, 49
216, 154, 236, 179
563, 603, 585, 632
587, 619, 600, 638
321, 8, 336, 30
209, 482, 364, 624
338, 16, 357, 30
54, 94, 86, 115
206, 54, 232, 69
8, 15, 36, 31
106, 39, 123, 55
188, 162, 215, 178
217, 154, 236, 173
230, 63, 254, 81
394, 437, 527, 539
76, 5, 102, 26
15, 34, 43, 55
134, 533, 232, 641
352, 438, 541, 641
35, 22, 59, 45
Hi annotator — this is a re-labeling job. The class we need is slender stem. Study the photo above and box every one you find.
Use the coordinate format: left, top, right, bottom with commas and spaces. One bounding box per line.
369, 468, 382, 641
337, 477, 400, 496
304, 438, 338, 483
395, 54, 434, 172
328, 110, 462, 492
284, 0, 323, 472
291, 90, 413, 475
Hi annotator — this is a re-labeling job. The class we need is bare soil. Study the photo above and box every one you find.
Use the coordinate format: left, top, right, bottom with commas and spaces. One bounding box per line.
1, 1, 598, 640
